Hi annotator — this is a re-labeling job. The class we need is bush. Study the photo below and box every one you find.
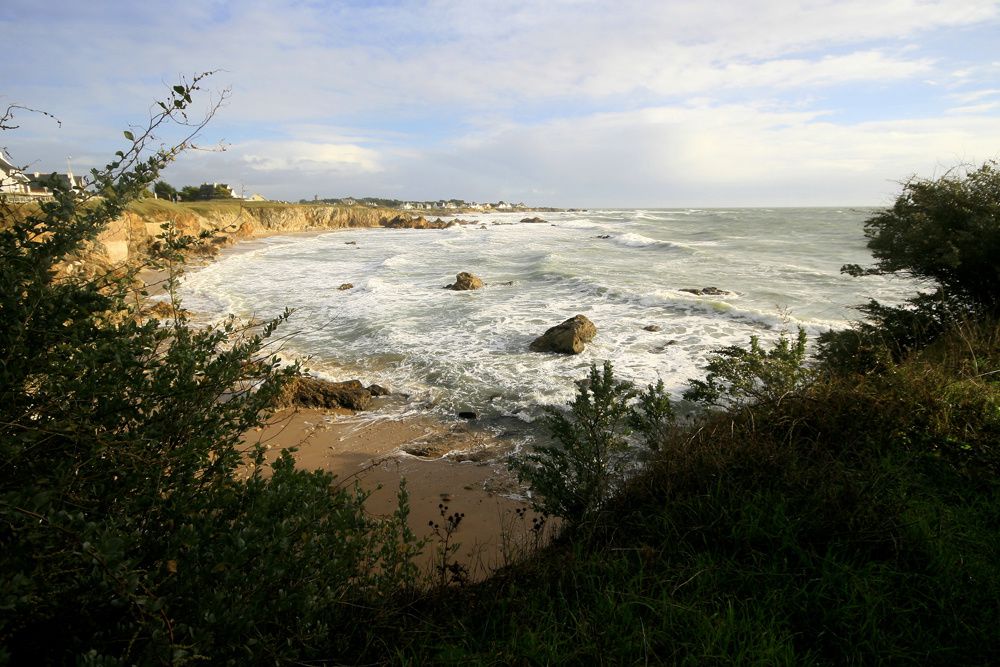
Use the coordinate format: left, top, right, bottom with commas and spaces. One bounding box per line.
821, 162, 1000, 372
512, 363, 675, 521
683, 328, 809, 408
0, 77, 420, 664
816, 293, 974, 373
843, 161, 1000, 311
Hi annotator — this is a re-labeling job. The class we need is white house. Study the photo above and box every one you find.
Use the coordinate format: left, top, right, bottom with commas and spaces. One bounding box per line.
0, 154, 31, 194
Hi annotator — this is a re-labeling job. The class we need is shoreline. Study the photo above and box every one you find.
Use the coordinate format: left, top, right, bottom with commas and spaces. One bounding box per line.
142, 220, 551, 577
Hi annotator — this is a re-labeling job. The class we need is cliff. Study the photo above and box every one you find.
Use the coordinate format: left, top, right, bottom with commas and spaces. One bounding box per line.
95, 201, 438, 265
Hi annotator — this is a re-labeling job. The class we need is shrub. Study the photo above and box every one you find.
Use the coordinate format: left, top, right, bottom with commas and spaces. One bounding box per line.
0, 76, 420, 664
512, 363, 676, 522
843, 161, 1000, 312
821, 162, 1000, 373
683, 328, 809, 408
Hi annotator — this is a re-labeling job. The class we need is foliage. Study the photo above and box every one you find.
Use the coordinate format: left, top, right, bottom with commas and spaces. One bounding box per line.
374, 318, 1000, 665
816, 292, 976, 373
0, 76, 420, 664
179, 182, 235, 201
153, 180, 177, 200
683, 327, 809, 408
629, 379, 675, 451
512, 362, 677, 521
512, 362, 635, 520
843, 161, 1000, 312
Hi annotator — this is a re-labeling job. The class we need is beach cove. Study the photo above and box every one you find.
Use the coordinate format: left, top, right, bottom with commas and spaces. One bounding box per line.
139, 205, 923, 573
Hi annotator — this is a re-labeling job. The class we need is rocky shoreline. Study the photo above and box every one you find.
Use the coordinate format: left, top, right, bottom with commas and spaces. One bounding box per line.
90, 201, 559, 268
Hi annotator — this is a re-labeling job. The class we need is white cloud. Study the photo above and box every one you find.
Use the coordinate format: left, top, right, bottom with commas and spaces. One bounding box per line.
239, 140, 382, 173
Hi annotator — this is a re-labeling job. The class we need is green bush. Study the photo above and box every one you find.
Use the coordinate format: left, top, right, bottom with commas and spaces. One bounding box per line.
683, 328, 809, 408
843, 161, 1000, 311
511, 362, 675, 521
824, 162, 1000, 372
0, 77, 420, 664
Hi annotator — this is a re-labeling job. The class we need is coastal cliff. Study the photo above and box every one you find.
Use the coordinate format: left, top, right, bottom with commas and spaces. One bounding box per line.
95, 201, 432, 265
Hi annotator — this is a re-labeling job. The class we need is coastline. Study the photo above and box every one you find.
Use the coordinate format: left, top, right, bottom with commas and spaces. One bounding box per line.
142, 219, 550, 576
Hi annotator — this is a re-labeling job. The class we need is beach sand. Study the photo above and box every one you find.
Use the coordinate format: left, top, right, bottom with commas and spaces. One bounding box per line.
139, 235, 552, 580
244, 403, 550, 580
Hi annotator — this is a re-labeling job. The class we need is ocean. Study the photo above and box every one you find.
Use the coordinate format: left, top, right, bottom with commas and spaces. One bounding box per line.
179, 208, 920, 425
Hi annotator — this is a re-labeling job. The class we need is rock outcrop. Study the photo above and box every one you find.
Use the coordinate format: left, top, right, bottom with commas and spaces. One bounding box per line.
446, 272, 484, 290
278, 376, 383, 411
381, 215, 455, 230
338, 283, 354, 291
643, 324, 662, 332
520, 216, 548, 224
680, 286, 731, 296
529, 314, 597, 354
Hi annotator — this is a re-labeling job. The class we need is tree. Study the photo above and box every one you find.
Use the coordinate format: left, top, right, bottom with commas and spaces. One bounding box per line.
153, 179, 177, 199
820, 162, 1000, 371
0, 75, 419, 664
684, 328, 809, 409
844, 161, 1000, 312
179, 182, 234, 201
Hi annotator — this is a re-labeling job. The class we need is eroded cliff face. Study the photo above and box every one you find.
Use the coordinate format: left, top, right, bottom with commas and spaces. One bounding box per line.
95, 204, 402, 265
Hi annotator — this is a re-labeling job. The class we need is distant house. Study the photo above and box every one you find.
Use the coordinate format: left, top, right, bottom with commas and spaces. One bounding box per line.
246, 193, 267, 202
31, 170, 86, 194
1, 155, 88, 200
1, 154, 31, 194
496, 201, 512, 210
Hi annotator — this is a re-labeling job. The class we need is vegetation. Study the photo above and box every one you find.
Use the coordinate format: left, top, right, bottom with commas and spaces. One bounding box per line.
0, 76, 421, 664
153, 180, 178, 200
2, 75, 998, 663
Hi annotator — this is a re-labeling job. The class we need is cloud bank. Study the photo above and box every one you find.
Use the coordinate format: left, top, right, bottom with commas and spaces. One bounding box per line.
3, 0, 999, 205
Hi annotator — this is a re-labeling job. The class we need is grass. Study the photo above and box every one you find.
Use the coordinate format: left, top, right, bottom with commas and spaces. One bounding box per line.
125, 197, 320, 217
344, 317, 1000, 665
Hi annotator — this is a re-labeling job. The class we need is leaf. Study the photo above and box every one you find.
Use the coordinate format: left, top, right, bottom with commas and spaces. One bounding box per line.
123, 130, 134, 141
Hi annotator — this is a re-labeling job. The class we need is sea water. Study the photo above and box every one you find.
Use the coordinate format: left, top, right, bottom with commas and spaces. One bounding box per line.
179, 208, 920, 423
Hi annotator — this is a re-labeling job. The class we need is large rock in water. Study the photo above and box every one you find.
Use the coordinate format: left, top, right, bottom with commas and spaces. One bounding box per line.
529, 315, 597, 354
279, 376, 374, 411
446, 272, 484, 290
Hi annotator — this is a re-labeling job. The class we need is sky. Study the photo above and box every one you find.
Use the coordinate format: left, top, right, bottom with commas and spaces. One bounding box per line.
2, 0, 999, 207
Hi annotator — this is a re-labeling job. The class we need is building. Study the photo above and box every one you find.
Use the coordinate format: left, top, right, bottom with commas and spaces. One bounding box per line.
0, 154, 31, 194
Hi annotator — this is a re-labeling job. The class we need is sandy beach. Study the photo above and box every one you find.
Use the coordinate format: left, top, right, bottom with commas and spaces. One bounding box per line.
244, 403, 549, 579
142, 256, 549, 579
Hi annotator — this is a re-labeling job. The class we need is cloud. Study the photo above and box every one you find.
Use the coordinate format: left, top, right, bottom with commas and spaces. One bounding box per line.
2, 0, 998, 205
239, 140, 382, 173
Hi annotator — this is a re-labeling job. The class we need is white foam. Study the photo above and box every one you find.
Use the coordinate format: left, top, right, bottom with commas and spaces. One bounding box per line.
179, 207, 922, 423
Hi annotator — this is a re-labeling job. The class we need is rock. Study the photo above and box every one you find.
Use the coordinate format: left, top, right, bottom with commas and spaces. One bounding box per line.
529, 314, 597, 354
596, 234, 611, 239
680, 286, 730, 296
651, 340, 679, 354
381, 215, 454, 229
368, 384, 390, 397
446, 272, 484, 290
344, 240, 357, 245
338, 283, 354, 291
520, 216, 548, 224
143, 300, 190, 320
643, 324, 662, 332
279, 376, 374, 411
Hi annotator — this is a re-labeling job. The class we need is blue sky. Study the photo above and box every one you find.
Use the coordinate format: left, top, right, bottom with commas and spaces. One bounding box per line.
2, 0, 999, 206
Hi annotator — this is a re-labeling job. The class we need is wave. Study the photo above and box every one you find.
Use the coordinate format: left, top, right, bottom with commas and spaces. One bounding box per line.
612, 232, 692, 251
